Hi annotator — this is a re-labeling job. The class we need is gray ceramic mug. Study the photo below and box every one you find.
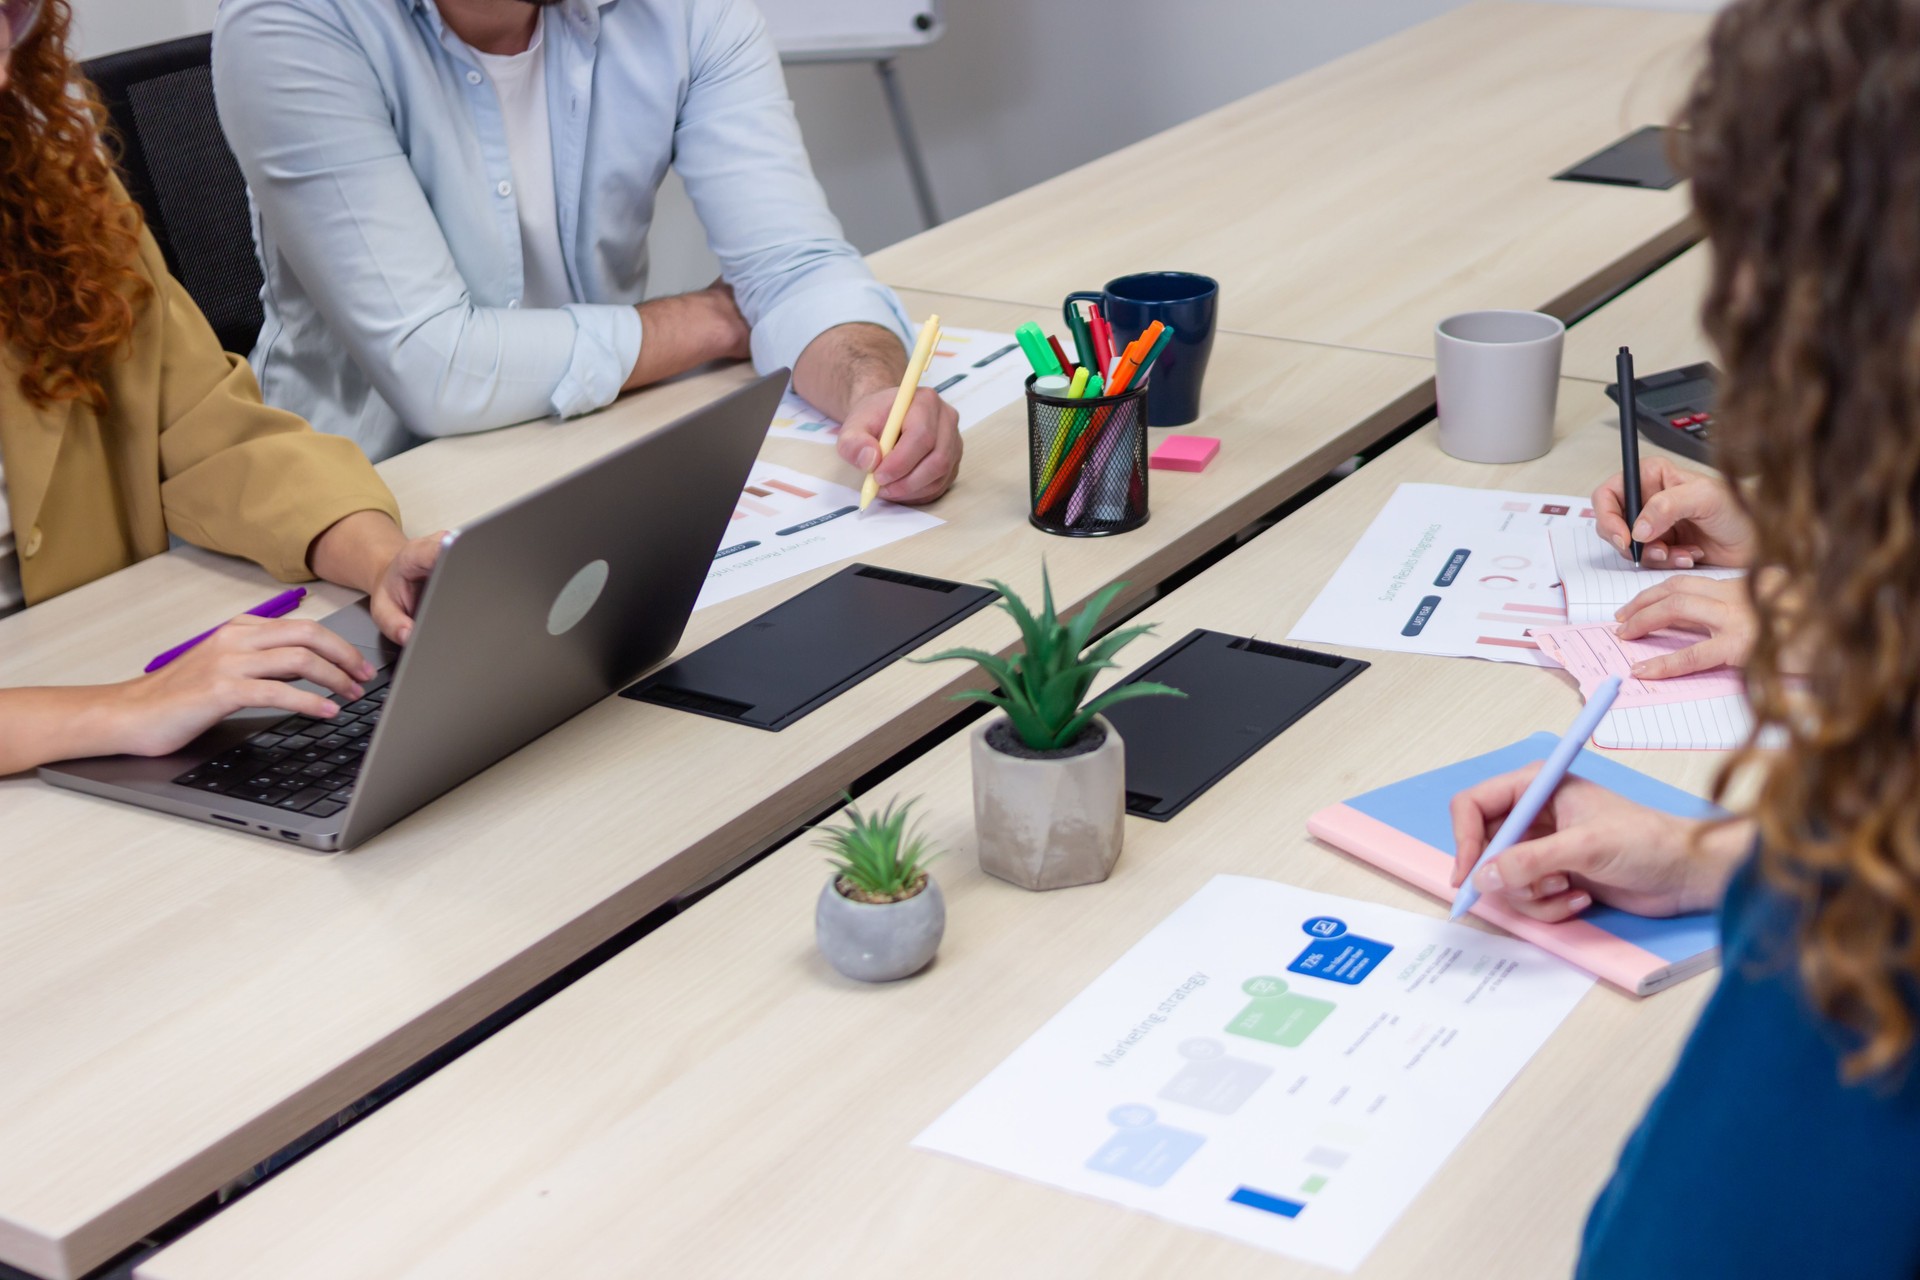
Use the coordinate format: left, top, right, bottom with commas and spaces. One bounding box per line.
1434, 310, 1565, 463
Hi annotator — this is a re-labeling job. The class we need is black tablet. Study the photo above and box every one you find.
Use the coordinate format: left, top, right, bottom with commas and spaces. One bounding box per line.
624, 564, 996, 731
1555, 126, 1683, 190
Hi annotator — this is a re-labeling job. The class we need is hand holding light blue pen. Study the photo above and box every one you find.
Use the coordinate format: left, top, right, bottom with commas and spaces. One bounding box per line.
1448, 675, 1623, 921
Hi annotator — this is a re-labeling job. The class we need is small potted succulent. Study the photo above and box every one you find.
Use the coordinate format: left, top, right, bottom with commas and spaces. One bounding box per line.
921, 570, 1182, 891
814, 795, 946, 983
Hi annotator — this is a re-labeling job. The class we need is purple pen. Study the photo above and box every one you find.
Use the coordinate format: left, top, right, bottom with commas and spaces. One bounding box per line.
144, 587, 308, 673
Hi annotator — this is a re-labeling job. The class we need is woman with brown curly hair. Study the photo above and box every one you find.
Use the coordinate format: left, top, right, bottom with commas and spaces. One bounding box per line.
1446, 0, 1920, 1272
0, 0, 443, 775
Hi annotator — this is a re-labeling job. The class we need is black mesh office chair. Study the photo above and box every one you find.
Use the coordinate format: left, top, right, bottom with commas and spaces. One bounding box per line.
82, 34, 265, 358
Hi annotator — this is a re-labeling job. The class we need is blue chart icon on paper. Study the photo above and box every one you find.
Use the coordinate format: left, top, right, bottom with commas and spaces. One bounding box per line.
1085, 1105, 1206, 1188
1289, 916, 1393, 986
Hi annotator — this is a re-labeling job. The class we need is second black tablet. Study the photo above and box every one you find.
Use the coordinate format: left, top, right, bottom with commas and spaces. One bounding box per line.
1101, 630, 1368, 821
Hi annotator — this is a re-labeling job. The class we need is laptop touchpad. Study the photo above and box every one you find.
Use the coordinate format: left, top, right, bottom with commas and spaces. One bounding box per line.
318, 600, 400, 672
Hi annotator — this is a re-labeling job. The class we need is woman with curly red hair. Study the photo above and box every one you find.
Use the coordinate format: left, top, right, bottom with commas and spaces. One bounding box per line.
0, 0, 442, 774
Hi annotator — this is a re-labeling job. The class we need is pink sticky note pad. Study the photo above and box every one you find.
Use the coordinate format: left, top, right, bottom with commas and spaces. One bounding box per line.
1150, 435, 1220, 472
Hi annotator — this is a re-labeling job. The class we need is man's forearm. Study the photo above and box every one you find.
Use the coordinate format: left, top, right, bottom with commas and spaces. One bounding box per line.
622, 288, 753, 393
792, 322, 908, 420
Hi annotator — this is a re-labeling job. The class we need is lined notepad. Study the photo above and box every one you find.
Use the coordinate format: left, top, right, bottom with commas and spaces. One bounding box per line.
1587, 697, 1754, 751
1546, 522, 1750, 749
1547, 521, 1741, 625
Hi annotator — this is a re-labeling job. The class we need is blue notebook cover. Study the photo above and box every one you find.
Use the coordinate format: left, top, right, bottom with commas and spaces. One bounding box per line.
1323, 734, 1724, 992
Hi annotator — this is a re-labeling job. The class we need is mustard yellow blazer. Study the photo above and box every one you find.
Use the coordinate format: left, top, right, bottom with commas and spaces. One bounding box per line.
0, 226, 400, 608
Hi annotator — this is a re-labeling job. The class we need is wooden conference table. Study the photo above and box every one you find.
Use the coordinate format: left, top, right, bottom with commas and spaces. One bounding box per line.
138, 375, 1723, 1280
1562, 243, 1711, 384
0, 6, 1710, 1277
0, 295, 1426, 1280
869, 1, 1708, 360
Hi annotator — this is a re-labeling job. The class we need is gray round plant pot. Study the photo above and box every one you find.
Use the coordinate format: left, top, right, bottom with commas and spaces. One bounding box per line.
815, 874, 946, 982
970, 713, 1125, 891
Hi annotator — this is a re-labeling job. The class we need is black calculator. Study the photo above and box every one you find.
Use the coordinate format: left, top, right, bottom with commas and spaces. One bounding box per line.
1604, 361, 1716, 465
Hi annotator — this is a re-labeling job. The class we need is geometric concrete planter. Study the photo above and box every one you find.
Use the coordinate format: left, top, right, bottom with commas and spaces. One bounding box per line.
815, 873, 946, 982
969, 713, 1126, 891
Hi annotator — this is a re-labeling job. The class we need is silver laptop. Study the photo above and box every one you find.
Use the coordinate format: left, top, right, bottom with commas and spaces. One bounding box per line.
41, 372, 786, 852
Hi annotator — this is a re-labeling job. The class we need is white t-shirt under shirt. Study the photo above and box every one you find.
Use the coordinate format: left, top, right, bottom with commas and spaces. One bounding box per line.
472, 16, 572, 310
0, 452, 21, 619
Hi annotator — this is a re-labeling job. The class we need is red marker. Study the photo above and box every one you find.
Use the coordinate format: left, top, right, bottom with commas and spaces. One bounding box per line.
1047, 334, 1075, 376
1089, 307, 1114, 377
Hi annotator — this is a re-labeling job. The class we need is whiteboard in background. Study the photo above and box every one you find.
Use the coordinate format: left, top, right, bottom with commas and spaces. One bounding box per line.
759, 0, 945, 61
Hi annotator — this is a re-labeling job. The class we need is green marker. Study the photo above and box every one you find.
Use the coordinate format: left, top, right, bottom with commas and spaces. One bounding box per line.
1015, 321, 1064, 378
1065, 305, 1098, 372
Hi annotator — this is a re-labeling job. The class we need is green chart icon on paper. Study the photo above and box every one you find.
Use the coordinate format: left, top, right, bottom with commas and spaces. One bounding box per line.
1225, 975, 1336, 1048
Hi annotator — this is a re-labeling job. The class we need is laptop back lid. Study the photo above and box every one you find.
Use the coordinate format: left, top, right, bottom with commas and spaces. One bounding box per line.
336, 372, 784, 848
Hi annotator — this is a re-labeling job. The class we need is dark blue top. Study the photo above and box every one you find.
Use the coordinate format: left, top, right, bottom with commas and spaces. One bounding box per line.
1579, 857, 1920, 1278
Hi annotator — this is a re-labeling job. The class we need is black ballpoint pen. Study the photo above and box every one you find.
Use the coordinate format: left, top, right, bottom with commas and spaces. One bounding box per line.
1617, 346, 1643, 566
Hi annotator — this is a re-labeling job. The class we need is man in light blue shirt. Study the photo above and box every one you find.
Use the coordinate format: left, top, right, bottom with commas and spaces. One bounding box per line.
211, 0, 962, 505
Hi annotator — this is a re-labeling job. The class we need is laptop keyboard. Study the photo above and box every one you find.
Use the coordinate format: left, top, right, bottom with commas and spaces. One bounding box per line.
172, 673, 391, 818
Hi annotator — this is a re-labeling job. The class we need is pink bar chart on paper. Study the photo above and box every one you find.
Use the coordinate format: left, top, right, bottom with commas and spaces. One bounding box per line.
698, 462, 943, 611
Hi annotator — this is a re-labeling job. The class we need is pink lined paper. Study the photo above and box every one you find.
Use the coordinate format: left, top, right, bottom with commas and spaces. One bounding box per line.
1529, 623, 1744, 709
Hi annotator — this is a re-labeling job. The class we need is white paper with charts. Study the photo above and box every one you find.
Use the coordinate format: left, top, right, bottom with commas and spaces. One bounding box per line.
766, 327, 1028, 445
914, 876, 1592, 1272
694, 461, 940, 610
1287, 483, 1598, 666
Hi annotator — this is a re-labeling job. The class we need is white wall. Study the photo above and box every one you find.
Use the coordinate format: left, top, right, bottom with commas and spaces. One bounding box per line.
70, 0, 1724, 297
73, 0, 221, 58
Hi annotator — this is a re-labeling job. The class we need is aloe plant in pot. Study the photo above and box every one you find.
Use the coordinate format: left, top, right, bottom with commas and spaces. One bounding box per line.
814, 796, 946, 982
920, 569, 1182, 891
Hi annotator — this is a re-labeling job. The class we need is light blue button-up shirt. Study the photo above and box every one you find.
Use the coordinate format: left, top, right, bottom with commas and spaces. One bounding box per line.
212, 0, 912, 463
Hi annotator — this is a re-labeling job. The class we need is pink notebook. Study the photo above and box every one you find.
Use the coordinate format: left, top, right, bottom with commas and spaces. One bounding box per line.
1307, 735, 1722, 995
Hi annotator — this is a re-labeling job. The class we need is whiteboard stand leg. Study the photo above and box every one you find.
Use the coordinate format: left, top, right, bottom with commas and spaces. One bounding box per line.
875, 57, 940, 228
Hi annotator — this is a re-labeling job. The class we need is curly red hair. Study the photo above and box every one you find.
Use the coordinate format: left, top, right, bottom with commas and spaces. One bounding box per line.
0, 0, 150, 410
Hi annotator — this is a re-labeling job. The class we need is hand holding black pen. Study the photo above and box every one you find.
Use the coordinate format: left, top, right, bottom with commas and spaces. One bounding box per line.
1616, 346, 1644, 566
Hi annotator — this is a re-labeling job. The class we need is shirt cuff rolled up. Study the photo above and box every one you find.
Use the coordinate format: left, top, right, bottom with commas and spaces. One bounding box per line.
748, 280, 912, 377
550, 302, 643, 418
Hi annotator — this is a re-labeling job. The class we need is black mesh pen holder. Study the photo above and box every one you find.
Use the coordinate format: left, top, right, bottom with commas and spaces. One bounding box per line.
1025, 374, 1150, 537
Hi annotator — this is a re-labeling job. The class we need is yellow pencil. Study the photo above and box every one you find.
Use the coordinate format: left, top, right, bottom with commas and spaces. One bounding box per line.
860, 314, 942, 510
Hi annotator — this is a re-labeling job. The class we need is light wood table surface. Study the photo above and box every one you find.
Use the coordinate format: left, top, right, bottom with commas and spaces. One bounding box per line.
1563, 243, 1712, 383
140, 381, 1723, 1280
0, 293, 1435, 1280
869, 1, 1708, 360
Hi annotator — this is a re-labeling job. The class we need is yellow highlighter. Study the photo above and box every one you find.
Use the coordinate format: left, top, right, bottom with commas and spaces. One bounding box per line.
860, 314, 942, 510
1039, 366, 1092, 488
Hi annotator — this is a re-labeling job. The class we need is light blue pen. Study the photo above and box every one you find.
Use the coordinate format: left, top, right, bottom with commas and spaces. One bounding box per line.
1449, 675, 1624, 921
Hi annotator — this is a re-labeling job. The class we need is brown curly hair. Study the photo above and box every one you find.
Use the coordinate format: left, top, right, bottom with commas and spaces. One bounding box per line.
1685, 0, 1920, 1080
0, 0, 150, 410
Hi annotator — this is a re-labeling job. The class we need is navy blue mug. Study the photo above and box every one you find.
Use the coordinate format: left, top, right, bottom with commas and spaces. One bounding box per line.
1065, 271, 1218, 427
